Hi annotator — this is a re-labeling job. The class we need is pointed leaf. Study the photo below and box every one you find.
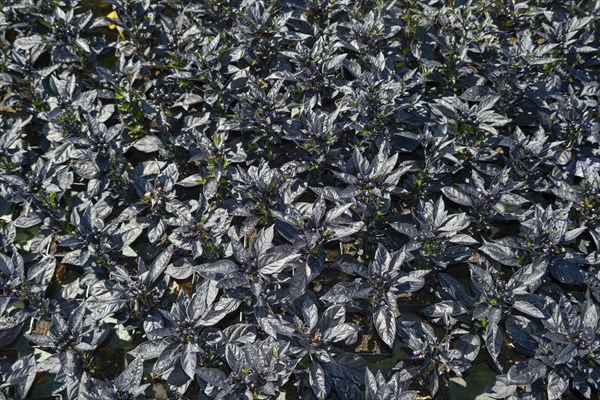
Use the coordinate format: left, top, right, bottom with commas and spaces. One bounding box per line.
374, 304, 396, 348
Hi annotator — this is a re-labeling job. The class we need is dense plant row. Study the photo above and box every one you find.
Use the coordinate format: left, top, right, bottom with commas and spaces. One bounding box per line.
1, 0, 600, 399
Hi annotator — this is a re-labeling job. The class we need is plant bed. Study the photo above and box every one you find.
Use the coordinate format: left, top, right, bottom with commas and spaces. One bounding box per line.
26, 318, 52, 347
29, 319, 52, 336
1, 0, 600, 399
28, 397, 62, 400
93, 347, 126, 380
26, 372, 60, 399
352, 331, 390, 355
397, 290, 437, 308
0, 348, 18, 362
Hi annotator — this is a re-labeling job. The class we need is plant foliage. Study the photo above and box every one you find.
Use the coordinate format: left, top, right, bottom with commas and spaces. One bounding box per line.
0, 0, 599, 399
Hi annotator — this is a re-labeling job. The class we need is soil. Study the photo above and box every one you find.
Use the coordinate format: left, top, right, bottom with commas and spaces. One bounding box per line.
131, 329, 146, 347
283, 380, 300, 400
0, 91, 16, 113
185, 380, 201, 395
353, 332, 386, 354
0, 348, 18, 361
434, 375, 452, 400
283, 379, 342, 400
340, 241, 368, 262
313, 267, 351, 295
325, 246, 340, 262
53, 263, 68, 283
444, 263, 470, 278
31, 320, 52, 335
172, 277, 194, 296
246, 228, 258, 249
95, 347, 125, 379
120, 257, 141, 275
33, 371, 47, 388
396, 289, 436, 306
